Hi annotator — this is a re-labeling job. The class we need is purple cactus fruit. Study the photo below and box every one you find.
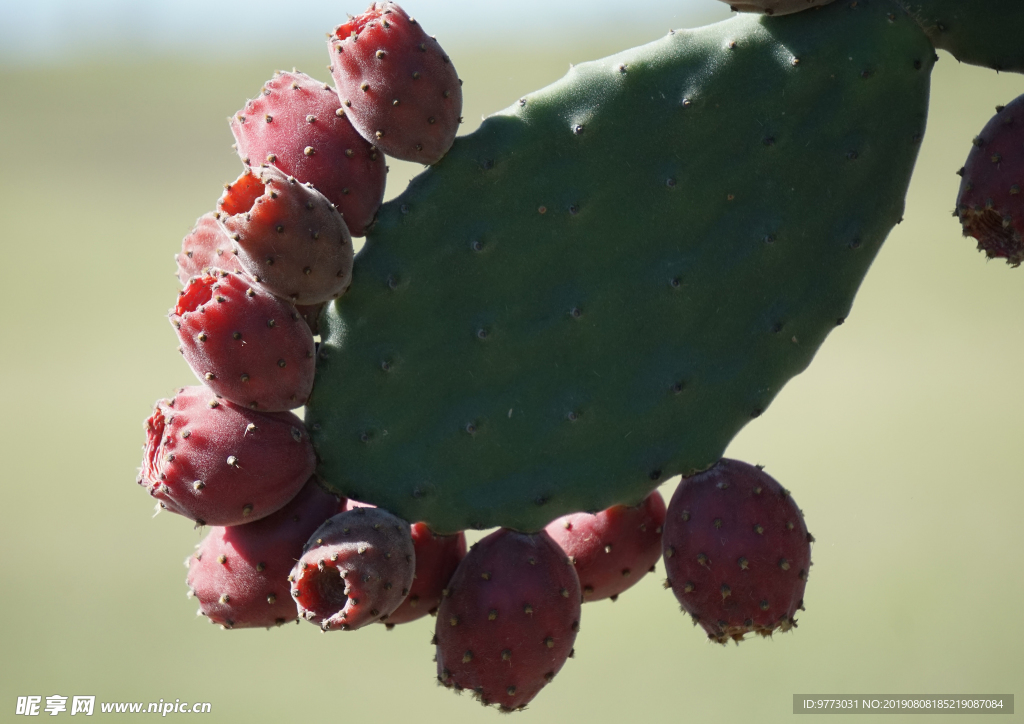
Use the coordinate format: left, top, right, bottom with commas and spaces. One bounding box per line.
386, 523, 466, 626
334, 499, 467, 626
956, 95, 1024, 266
435, 529, 581, 712
545, 490, 666, 603
289, 507, 415, 631
186, 478, 344, 629
662, 459, 813, 644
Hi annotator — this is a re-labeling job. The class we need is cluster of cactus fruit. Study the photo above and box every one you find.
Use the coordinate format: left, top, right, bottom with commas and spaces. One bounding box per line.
138, 0, 1024, 712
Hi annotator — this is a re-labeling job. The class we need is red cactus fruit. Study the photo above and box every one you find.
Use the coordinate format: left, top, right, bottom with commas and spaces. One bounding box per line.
170, 269, 315, 412
386, 524, 466, 626
176, 212, 242, 285
435, 529, 581, 712
545, 490, 666, 603
218, 165, 265, 215
219, 164, 353, 304
336, 498, 466, 626
329, 2, 462, 165
186, 478, 343, 629
139, 386, 316, 526
662, 459, 812, 644
956, 95, 1024, 266
289, 507, 415, 631
230, 70, 387, 237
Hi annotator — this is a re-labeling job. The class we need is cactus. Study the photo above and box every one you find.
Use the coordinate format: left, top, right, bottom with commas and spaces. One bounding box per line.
890, 0, 1024, 72
127, 0, 1024, 712
308, 0, 936, 533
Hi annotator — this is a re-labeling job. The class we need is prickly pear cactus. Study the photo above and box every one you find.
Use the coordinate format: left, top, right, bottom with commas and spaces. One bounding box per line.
308, 0, 936, 534
891, 0, 1024, 72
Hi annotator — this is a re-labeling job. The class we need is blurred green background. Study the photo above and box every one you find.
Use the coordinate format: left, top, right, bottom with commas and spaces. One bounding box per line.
1, 3, 1022, 722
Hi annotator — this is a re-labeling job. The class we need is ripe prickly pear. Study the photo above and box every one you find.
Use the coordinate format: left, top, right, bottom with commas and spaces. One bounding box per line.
171, 270, 315, 412
435, 529, 580, 712
186, 478, 343, 629
289, 507, 415, 630
386, 523, 466, 625
219, 165, 353, 304
662, 459, 812, 644
139, 385, 315, 526
545, 490, 666, 603
328, 1, 462, 164
334, 499, 467, 626
176, 212, 242, 285
230, 70, 386, 237
956, 94, 1024, 267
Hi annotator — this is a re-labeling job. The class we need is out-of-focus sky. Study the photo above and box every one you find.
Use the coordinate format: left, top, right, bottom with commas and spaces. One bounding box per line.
0, 0, 726, 63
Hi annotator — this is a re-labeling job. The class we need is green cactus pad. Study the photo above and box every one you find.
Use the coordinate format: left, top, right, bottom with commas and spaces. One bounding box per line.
308, 0, 934, 534
893, 0, 1024, 73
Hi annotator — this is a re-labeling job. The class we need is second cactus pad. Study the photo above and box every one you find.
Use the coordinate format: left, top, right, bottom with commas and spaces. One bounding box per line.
308, 0, 934, 534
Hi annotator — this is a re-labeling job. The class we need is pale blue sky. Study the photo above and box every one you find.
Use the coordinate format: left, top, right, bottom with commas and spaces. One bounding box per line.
0, 0, 729, 62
